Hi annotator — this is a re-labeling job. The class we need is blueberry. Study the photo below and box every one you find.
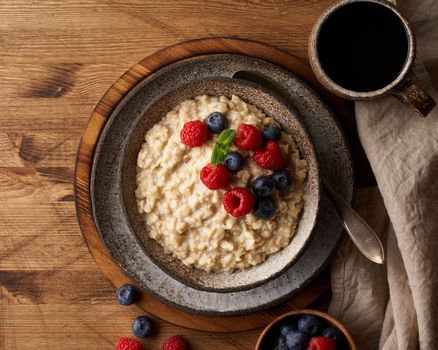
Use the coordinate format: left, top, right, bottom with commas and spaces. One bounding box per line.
224, 151, 243, 172
276, 336, 288, 350
298, 315, 321, 335
279, 323, 295, 337
284, 329, 309, 350
205, 112, 228, 133
323, 327, 343, 345
252, 176, 276, 198
132, 316, 153, 338
262, 124, 282, 140
271, 170, 293, 191
116, 284, 137, 305
254, 197, 277, 219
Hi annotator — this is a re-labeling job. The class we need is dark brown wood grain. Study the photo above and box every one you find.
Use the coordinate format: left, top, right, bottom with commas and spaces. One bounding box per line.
0, 1, 370, 349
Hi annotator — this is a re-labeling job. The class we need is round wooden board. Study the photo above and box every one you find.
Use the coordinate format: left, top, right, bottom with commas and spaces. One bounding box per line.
74, 37, 351, 332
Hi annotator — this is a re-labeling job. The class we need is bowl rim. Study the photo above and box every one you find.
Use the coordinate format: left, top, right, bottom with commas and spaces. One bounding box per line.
119, 76, 321, 293
84, 51, 354, 316
255, 309, 357, 350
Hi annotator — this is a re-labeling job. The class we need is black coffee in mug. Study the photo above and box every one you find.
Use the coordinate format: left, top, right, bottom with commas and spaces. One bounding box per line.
317, 1, 409, 92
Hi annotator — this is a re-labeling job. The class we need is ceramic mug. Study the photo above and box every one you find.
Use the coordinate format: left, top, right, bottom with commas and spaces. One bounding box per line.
309, 0, 436, 117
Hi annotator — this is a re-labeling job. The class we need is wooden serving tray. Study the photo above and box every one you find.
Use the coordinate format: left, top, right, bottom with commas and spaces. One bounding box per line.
74, 37, 353, 332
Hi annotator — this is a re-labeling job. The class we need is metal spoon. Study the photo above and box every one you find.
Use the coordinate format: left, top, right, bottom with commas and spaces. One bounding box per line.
232, 70, 385, 264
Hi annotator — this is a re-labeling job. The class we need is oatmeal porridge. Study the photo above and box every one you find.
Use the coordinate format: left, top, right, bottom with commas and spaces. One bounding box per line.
135, 95, 308, 273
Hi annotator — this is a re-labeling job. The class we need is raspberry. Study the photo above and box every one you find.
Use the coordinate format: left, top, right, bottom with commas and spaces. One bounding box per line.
223, 187, 255, 217
180, 120, 210, 147
308, 337, 336, 350
161, 335, 189, 350
115, 337, 143, 350
233, 124, 263, 150
253, 140, 284, 170
200, 164, 231, 190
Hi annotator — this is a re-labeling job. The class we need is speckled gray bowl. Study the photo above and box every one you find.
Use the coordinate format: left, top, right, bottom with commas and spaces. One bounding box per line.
120, 77, 320, 292
90, 54, 354, 315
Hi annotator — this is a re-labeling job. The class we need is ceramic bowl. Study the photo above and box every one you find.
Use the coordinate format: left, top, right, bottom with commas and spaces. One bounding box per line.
118, 76, 320, 293
256, 309, 357, 350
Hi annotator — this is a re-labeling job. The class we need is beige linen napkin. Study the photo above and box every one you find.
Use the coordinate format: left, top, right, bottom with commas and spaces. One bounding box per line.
328, 0, 438, 349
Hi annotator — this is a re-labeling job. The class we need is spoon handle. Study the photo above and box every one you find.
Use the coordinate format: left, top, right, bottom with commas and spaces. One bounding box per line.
322, 177, 385, 264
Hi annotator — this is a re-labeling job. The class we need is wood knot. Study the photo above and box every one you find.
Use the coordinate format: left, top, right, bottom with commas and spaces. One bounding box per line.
21, 63, 82, 98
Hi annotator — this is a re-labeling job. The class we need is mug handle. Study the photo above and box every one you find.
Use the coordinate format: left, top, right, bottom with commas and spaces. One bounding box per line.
393, 79, 436, 117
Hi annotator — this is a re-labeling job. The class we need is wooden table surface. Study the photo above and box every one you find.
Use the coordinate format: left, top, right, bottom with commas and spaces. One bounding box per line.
0, 1, 352, 349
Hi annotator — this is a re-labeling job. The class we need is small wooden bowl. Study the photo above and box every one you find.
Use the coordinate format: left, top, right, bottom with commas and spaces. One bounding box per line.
255, 309, 357, 350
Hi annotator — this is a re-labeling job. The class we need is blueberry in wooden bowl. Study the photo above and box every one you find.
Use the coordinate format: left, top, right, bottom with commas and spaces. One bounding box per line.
255, 309, 356, 350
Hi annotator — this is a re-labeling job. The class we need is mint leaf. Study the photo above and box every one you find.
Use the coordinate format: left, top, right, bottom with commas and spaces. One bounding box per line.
218, 143, 230, 154
217, 129, 236, 146
211, 146, 226, 165
211, 129, 235, 164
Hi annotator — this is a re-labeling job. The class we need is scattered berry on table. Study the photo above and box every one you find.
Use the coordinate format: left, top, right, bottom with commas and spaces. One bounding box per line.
252, 176, 276, 198
115, 337, 143, 350
262, 124, 282, 140
308, 336, 336, 350
298, 315, 321, 335
271, 169, 293, 190
161, 335, 189, 350
253, 140, 284, 170
224, 151, 243, 172
279, 323, 296, 337
322, 327, 343, 345
180, 120, 210, 147
233, 123, 263, 150
131, 316, 153, 338
116, 284, 137, 306
205, 112, 228, 133
223, 187, 256, 217
284, 329, 309, 350
254, 197, 277, 219
200, 163, 231, 190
